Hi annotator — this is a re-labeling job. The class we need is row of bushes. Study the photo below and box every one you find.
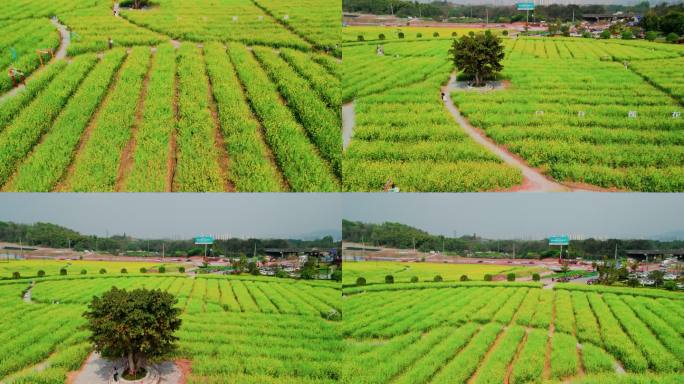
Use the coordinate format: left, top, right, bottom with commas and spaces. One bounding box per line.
358, 30, 508, 42
9, 266, 185, 279
355, 272, 541, 286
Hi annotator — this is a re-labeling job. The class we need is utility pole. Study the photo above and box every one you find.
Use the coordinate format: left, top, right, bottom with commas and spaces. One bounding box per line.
412, 237, 416, 254
162, 243, 165, 260
486, 9, 488, 25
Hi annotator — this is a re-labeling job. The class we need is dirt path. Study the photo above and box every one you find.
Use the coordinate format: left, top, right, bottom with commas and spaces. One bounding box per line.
206, 66, 235, 192
342, 101, 355, 150
51, 17, 71, 60
442, 74, 571, 192
22, 282, 34, 303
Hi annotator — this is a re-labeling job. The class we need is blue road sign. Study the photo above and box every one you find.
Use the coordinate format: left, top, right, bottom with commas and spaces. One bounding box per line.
549, 235, 570, 246
194, 236, 215, 245
517, 2, 535, 11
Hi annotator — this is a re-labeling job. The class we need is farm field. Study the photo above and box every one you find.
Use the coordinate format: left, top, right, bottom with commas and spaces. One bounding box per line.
342, 27, 684, 191
0, 259, 187, 279
343, 260, 542, 285
0, 0, 340, 192
341, 282, 684, 383
0, 275, 341, 383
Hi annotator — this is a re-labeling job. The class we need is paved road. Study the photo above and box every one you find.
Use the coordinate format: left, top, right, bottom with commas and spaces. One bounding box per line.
442, 74, 570, 192
342, 101, 355, 150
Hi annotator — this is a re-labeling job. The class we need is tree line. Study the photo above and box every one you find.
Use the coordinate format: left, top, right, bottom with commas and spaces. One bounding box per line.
0, 221, 339, 257
343, 1, 683, 26
343, 220, 684, 259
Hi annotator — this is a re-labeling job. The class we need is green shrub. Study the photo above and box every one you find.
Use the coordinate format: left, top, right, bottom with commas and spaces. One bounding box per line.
416, 32, 422, 38
12, 271, 20, 279
666, 32, 679, 42
398, 31, 404, 39
81, 269, 87, 275
621, 30, 633, 40
600, 30, 611, 39
99, 268, 106, 274
276, 268, 288, 278
663, 281, 676, 291
37, 270, 45, 277
356, 277, 366, 286
378, 33, 386, 40
434, 275, 443, 282
178, 266, 185, 273
331, 269, 342, 282
410, 276, 419, 283
433, 32, 439, 37
453, 31, 459, 37
532, 273, 541, 282
385, 275, 394, 284
60, 268, 67, 276
324, 309, 341, 321
582, 31, 592, 38
460, 274, 469, 281
158, 266, 166, 273
502, 30, 508, 36
140, 267, 147, 273
120, 268, 127, 274
645, 31, 658, 41
484, 274, 492, 281
507, 273, 516, 282
357, 35, 364, 41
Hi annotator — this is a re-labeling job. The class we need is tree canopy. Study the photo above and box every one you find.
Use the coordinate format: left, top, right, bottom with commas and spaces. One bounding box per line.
449, 31, 504, 86
84, 287, 182, 376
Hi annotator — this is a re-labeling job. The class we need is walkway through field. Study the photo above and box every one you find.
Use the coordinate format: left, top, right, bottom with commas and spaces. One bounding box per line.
69, 352, 184, 384
342, 101, 355, 150
442, 73, 570, 192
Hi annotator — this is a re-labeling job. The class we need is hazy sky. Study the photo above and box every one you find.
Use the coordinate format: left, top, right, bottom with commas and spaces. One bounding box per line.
343, 193, 684, 240
0, 194, 341, 240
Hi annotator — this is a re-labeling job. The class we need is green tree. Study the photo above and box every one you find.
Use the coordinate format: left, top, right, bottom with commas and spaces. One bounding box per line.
178, 266, 185, 273
121, 268, 127, 274
385, 275, 394, 283
84, 287, 182, 377
484, 274, 493, 281
649, 270, 665, 287
434, 275, 443, 282
640, 12, 661, 31
81, 269, 87, 275
158, 266, 166, 273
140, 267, 147, 273
449, 31, 504, 86
666, 32, 679, 42
561, 262, 570, 277
661, 12, 684, 36
12, 271, 20, 279
628, 277, 640, 288
532, 273, 541, 282
459, 274, 469, 281
37, 270, 45, 277
331, 269, 342, 282
645, 31, 658, 41
600, 30, 611, 39
621, 30, 634, 40
247, 261, 259, 276
356, 277, 366, 286
99, 268, 107, 274
410, 276, 419, 283
60, 268, 67, 276
506, 273, 516, 282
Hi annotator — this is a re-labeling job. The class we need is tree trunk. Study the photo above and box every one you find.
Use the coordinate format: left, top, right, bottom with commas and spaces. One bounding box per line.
128, 351, 136, 376
474, 72, 480, 87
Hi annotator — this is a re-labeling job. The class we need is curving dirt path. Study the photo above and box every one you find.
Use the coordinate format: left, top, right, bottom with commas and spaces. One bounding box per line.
442, 74, 571, 192
342, 101, 355, 150
51, 17, 71, 60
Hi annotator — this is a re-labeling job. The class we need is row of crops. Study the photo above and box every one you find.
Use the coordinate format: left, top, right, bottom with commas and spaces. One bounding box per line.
342, 284, 684, 383
506, 37, 684, 61
452, 56, 684, 191
0, 275, 341, 383
0, 42, 340, 191
118, 0, 340, 55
